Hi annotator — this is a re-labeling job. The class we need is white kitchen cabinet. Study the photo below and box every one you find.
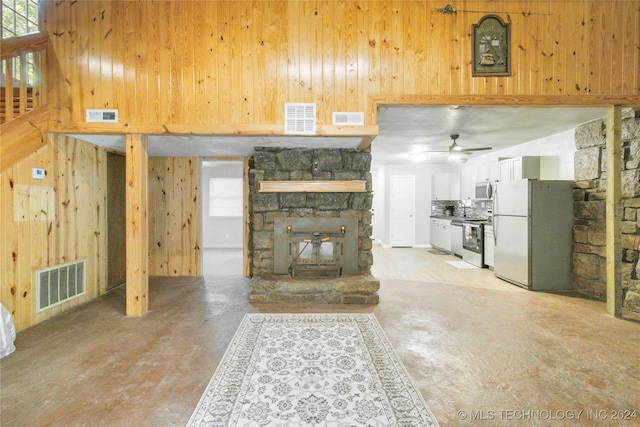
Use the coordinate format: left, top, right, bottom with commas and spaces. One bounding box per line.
461, 167, 477, 200
484, 224, 494, 268
451, 223, 463, 256
431, 172, 461, 201
477, 163, 490, 182
498, 159, 512, 181
430, 219, 438, 249
489, 161, 500, 181
498, 156, 541, 181
430, 218, 452, 252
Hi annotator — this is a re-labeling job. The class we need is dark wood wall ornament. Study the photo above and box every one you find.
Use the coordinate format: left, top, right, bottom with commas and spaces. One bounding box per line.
472, 15, 511, 77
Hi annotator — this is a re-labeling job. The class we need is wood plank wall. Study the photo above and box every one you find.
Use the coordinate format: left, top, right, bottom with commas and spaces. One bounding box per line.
148, 157, 201, 277
44, 1, 639, 128
0, 135, 108, 331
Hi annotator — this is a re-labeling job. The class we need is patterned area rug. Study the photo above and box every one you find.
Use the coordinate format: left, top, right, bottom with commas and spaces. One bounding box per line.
187, 313, 439, 426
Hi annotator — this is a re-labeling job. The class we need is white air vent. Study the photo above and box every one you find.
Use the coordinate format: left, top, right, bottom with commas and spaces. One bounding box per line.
332, 112, 364, 126
86, 109, 118, 123
284, 103, 316, 135
36, 260, 86, 313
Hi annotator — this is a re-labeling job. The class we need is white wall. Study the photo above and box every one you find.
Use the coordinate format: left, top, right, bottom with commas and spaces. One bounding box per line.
372, 166, 386, 243
463, 129, 576, 179
201, 161, 244, 248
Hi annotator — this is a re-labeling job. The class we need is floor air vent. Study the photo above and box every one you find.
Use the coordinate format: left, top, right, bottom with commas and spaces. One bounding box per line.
36, 260, 86, 313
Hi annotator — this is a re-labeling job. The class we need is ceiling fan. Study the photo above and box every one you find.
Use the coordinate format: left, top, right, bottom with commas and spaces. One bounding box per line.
411, 134, 492, 159
447, 134, 492, 155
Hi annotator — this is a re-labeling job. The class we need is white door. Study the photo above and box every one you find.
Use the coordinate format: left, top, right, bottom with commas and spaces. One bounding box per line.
390, 175, 415, 247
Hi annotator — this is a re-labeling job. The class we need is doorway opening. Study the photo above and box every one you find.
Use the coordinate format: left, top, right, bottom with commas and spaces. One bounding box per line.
106, 152, 126, 289
200, 160, 244, 276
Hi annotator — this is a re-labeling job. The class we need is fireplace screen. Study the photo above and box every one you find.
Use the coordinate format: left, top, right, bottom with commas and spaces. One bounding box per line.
274, 217, 358, 277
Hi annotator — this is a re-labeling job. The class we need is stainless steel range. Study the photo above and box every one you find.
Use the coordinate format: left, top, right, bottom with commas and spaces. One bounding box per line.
462, 219, 485, 267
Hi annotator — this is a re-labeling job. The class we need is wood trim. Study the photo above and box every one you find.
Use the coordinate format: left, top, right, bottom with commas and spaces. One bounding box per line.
605, 106, 622, 318
0, 32, 48, 61
48, 122, 378, 137
259, 180, 367, 193
366, 94, 640, 125
125, 134, 149, 316
243, 158, 250, 278
357, 135, 376, 151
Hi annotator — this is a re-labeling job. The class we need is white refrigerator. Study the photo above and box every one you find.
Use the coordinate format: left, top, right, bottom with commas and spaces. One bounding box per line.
493, 180, 574, 291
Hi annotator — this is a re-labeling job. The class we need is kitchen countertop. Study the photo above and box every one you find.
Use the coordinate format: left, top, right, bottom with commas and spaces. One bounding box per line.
430, 215, 489, 221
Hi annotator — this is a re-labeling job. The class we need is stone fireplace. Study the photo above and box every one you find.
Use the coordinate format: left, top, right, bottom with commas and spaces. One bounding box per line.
248, 147, 379, 304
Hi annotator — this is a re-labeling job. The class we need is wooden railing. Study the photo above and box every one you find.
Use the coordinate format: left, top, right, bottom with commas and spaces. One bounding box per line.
1, 87, 35, 123
0, 32, 47, 124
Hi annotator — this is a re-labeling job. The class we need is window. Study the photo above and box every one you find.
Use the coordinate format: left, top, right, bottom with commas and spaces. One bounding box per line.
209, 178, 243, 217
2, 0, 39, 38
2, 0, 39, 86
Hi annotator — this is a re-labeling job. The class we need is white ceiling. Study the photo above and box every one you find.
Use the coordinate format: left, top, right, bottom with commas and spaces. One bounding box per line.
373, 106, 607, 165
69, 106, 607, 165
68, 134, 364, 157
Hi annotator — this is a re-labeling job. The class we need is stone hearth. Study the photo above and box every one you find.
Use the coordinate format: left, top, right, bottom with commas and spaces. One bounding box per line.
249, 274, 380, 304
248, 147, 378, 304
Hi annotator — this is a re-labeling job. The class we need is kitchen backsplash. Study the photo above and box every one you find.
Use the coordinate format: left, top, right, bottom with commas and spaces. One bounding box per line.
431, 199, 493, 220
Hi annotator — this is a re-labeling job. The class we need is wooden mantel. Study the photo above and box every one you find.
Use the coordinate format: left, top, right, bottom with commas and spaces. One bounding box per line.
259, 180, 367, 193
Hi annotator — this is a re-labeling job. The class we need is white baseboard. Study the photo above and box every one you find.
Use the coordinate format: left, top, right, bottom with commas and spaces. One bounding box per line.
378, 243, 432, 249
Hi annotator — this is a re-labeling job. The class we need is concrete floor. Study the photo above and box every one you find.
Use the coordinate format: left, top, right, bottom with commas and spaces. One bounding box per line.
2, 246, 639, 426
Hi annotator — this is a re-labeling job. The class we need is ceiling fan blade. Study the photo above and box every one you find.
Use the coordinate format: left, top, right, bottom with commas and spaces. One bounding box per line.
464, 147, 492, 151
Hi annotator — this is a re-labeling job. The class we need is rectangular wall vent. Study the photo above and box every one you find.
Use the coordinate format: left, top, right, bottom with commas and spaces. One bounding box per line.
284, 103, 316, 135
332, 112, 364, 126
86, 109, 118, 123
36, 260, 86, 313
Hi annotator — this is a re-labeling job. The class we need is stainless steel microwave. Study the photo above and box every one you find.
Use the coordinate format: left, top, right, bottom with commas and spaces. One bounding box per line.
475, 181, 494, 199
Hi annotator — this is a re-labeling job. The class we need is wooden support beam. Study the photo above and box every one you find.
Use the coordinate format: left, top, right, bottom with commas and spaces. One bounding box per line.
125, 134, 149, 316
605, 106, 622, 318
259, 180, 367, 193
